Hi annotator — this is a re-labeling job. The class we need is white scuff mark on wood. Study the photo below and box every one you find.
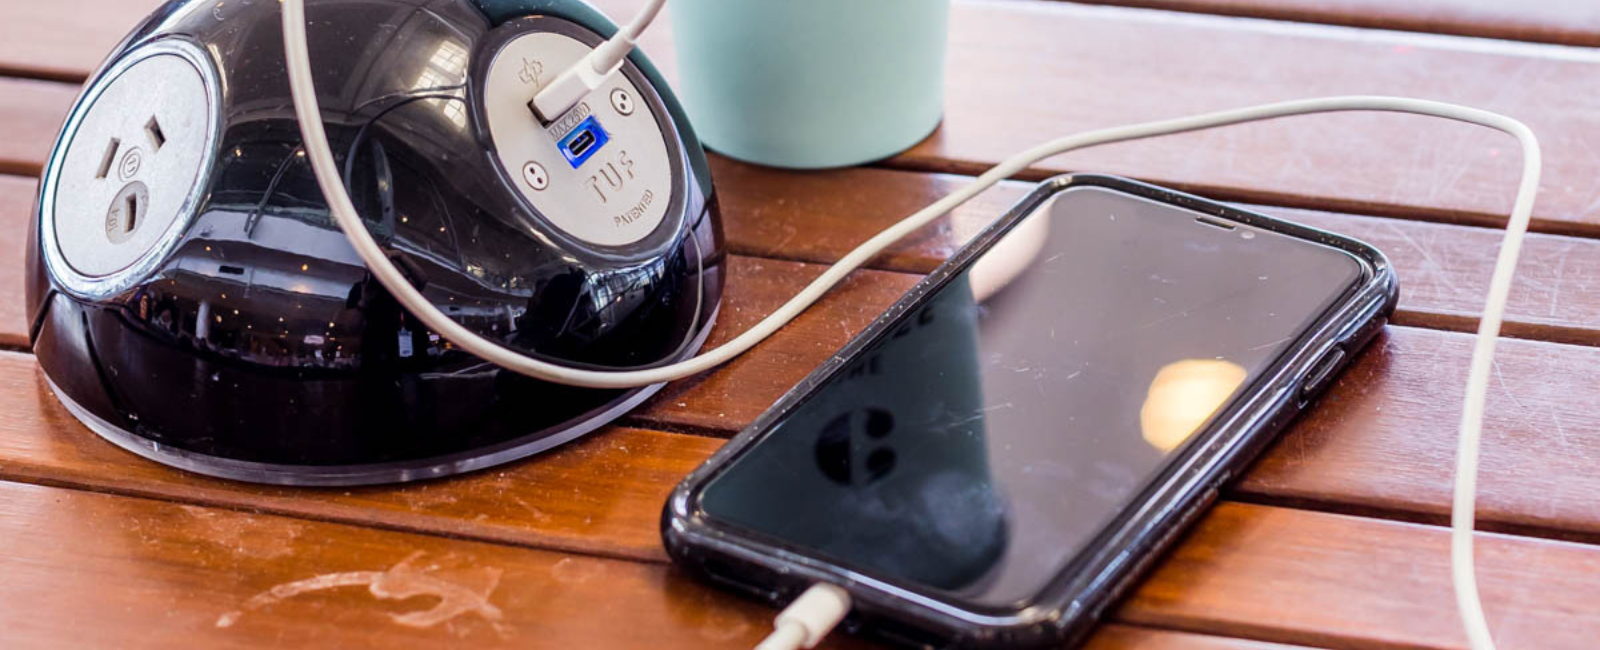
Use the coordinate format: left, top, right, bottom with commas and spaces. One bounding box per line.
399, 486, 461, 508
217, 551, 507, 635
698, 610, 752, 642
179, 505, 301, 560
551, 557, 607, 584
510, 496, 553, 524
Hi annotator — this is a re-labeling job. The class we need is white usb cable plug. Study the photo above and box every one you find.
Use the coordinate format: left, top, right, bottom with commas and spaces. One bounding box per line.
756, 584, 853, 650
529, 0, 666, 121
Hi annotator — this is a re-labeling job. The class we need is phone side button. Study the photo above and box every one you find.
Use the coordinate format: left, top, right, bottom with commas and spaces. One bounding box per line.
1300, 347, 1348, 398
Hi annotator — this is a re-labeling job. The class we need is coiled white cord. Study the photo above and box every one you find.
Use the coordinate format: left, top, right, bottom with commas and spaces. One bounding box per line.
282, 2, 1536, 647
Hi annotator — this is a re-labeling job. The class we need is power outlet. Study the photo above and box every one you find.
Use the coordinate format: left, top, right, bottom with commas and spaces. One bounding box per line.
49, 47, 215, 280
483, 29, 676, 248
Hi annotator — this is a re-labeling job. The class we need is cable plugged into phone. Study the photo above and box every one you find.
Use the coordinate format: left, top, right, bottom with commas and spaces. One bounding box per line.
282, 3, 1536, 644
756, 584, 852, 650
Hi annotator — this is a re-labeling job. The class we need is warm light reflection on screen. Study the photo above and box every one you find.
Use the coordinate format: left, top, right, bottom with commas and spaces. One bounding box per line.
700, 186, 1366, 608
1140, 359, 1248, 452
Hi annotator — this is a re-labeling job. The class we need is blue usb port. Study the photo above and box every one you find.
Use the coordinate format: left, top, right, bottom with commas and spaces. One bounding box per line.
558, 116, 609, 168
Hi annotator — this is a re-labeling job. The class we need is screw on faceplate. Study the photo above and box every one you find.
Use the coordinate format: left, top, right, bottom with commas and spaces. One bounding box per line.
522, 161, 549, 190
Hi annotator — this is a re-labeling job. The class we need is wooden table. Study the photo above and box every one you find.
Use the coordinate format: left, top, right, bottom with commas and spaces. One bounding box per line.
4, 0, 1600, 648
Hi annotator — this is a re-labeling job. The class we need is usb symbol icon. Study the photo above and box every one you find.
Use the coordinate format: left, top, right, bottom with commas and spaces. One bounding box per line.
517, 58, 543, 85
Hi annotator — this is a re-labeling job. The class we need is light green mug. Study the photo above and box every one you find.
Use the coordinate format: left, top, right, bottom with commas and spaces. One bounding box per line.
669, 0, 951, 169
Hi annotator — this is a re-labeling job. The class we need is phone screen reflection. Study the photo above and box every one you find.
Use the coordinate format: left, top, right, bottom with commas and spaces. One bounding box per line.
700, 187, 1363, 607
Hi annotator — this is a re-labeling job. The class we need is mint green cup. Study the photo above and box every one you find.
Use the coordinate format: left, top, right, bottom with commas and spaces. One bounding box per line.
669, 0, 951, 169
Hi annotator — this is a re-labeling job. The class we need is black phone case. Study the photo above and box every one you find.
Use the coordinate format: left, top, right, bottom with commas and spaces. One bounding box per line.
661, 174, 1398, 649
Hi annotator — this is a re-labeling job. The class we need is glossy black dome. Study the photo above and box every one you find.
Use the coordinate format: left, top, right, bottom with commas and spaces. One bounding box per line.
27, 0, 723, 484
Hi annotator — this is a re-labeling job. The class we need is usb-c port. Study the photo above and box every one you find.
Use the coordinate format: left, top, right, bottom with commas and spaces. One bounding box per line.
567, 130, 596, 158
557, 116, 610, 168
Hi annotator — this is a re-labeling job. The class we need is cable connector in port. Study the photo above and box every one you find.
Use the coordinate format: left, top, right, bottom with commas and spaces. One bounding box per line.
529, 0, 665, 121
755, 584, 851, 650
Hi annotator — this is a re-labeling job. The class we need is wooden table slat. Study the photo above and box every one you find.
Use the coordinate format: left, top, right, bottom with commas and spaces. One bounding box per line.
624, 0, 1600, 235
4, 1, 1600, 234
897, 1, 1600, 234
709, 157, 1600, 346
0, 476, 1321, 650
0, 479, 856, 650
0, 1, 128, 82
0, 0, 1596, 647
0, 77, 74, 177
12, 431, 1600, 649
1073, 0, 1600, 48
1129, 501, 1600, 650
0, 174, 38, 347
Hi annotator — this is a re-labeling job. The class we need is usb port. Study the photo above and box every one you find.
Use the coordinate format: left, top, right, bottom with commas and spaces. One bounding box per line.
568, 130, 597, 157
558, 116, 610, 168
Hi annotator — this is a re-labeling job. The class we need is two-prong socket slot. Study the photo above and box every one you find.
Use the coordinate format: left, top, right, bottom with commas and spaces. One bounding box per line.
50, 48, 214, 280
95, 117, 166, 239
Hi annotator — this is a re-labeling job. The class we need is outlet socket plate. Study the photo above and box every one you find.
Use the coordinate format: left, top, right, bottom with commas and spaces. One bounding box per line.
40, 39, 219, 298
484, 31, 675, 248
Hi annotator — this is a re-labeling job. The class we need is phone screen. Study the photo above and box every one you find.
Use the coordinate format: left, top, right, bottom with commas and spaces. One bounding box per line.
696, 186, 1365, 609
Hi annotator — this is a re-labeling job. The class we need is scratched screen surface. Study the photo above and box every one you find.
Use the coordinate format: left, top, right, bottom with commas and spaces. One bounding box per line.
697, 186, 1366, 609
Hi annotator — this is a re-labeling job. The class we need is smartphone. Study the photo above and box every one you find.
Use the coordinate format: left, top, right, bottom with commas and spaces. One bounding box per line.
663, 175, 1396, 648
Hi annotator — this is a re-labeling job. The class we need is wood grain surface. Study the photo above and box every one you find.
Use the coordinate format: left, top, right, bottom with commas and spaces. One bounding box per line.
15, 400, 1600, 649
0, 0, 1596, 648
1072, 0, 1600, 48
1127, 501, 1600, 650
707, 158, 1600, 345
0, 174, 37, 347
0, 0, 135, 81
900, 2, 1600, 234
5, 85, 1600, 570
5, 1, 1598, 233
610, 0, 1600, 234
0, 78, 75, 177
0, 480, 865, 650
0, 420, 1317, 650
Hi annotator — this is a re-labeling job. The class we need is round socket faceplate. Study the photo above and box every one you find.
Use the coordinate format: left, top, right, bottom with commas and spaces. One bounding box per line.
51, 50, 215, 280
484, 31, 675, 249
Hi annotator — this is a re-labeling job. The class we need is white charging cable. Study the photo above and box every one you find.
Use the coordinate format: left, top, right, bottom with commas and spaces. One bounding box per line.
282, 2, 1535, 647
530, 0, 666, 121
756, 584, 852, 650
